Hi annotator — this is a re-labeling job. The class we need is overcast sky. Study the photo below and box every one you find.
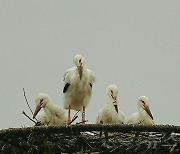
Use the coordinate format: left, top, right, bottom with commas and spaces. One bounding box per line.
0, 1, 180, 129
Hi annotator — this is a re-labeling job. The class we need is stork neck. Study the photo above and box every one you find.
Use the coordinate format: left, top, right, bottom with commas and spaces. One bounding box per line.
44, 103, 56, 114
75, 66, 88, 81
106, 96, 118, 105
138, 107, 147, 116
106, 96, 112, 103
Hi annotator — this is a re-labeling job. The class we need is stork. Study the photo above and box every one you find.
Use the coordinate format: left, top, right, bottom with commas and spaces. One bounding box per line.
63, 54, 96, 124
96, 84, 124, 124
126, 96, 154, 125
33, 93, 67, 126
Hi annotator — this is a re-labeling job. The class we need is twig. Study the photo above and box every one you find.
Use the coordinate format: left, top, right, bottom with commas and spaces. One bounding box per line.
69, 110, 80, 125
69, 116, 78, 125
72, 110, 80, 121
22, 111, 36, 124
76, 120, 88, 125
104, 130, 108, 141
133, 132, 140, 142
23, 88, 33, 116
81, 137, 93, 149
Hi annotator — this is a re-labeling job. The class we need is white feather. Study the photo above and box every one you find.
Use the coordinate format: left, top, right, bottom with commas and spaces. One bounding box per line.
34, 93, 67, 126
63, 55, 96, 111
126, 96, 154, 125
96, 84, 124, 124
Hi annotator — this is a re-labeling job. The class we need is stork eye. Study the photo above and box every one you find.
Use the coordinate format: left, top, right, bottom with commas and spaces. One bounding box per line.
110, 90, 113, 94
141, 100, 145, 104
40, 99, 43, 103
79, 59, 81, 63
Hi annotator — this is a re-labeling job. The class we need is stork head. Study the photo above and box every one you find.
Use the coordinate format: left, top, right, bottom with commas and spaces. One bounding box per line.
73, 54, 85, 80
138, 96, 153, 120
106, 84, 119, 113
33, 93, 51, 119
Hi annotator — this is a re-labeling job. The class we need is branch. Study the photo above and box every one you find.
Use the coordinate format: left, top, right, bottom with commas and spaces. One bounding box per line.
22, 111, 36, 124
76, 120, 88, 125
69, 116, 78, 125
69, 110, 80, 125
23, 88, 33, 116
23, 88, 38, 121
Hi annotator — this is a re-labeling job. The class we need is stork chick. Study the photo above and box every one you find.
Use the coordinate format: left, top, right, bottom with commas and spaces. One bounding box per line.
126, 96, 154, 125
96, 84, 124, 124
33, 93, 67, 126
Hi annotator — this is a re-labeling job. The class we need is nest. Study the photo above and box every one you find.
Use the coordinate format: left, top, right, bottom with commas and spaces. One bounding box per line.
0, 124, 180, 154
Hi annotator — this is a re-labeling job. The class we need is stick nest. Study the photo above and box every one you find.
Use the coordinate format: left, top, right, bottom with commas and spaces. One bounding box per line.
0, 124, 180, 154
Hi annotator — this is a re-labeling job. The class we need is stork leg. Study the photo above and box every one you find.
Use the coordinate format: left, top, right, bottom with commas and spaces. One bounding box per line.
82, 106, 85, 124
68, 105, 71, 124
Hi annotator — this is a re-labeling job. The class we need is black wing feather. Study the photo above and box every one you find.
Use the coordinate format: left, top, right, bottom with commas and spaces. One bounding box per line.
63, 83, 70, 93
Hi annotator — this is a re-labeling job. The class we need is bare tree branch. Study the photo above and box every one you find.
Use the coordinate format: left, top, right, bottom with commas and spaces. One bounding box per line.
23, 88, 33, 115
69, 110, 80, 125
22, 111, 36, 124
76, 120, 88, 125
22, 88, 38, 121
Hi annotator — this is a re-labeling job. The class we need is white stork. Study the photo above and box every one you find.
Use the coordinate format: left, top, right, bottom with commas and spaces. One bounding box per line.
33, 93, 67, 126
126, 96, 154, 125
96, 84, 124, 124
63, 54, 96, 124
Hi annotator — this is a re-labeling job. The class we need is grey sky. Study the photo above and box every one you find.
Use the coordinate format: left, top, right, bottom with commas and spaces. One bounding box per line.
0, 1, 180, 129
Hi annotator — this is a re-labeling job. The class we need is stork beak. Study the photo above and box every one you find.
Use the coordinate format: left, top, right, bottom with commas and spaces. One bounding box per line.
143, 104, 153, 120
77, 65, 83, 80
33, 104, 42, 119
113, 102, 118, 113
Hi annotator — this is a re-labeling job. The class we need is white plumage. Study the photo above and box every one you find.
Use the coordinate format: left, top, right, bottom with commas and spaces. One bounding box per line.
33, 93, 67, 126
96, 84, 124, 124
63, 54, 96, 124
126, 96, 154, 125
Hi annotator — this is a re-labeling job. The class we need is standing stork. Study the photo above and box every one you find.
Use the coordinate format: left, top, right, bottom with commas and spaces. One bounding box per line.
63, 54, 96, 124
126, 96, 154, 125
96, 84, 124, 124
33, 93, 67, 126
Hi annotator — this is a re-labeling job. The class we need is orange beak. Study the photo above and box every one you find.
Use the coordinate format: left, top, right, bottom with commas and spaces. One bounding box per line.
33, 104, 42, 119
144, 104, 153, 120
77, 65, 83, 80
